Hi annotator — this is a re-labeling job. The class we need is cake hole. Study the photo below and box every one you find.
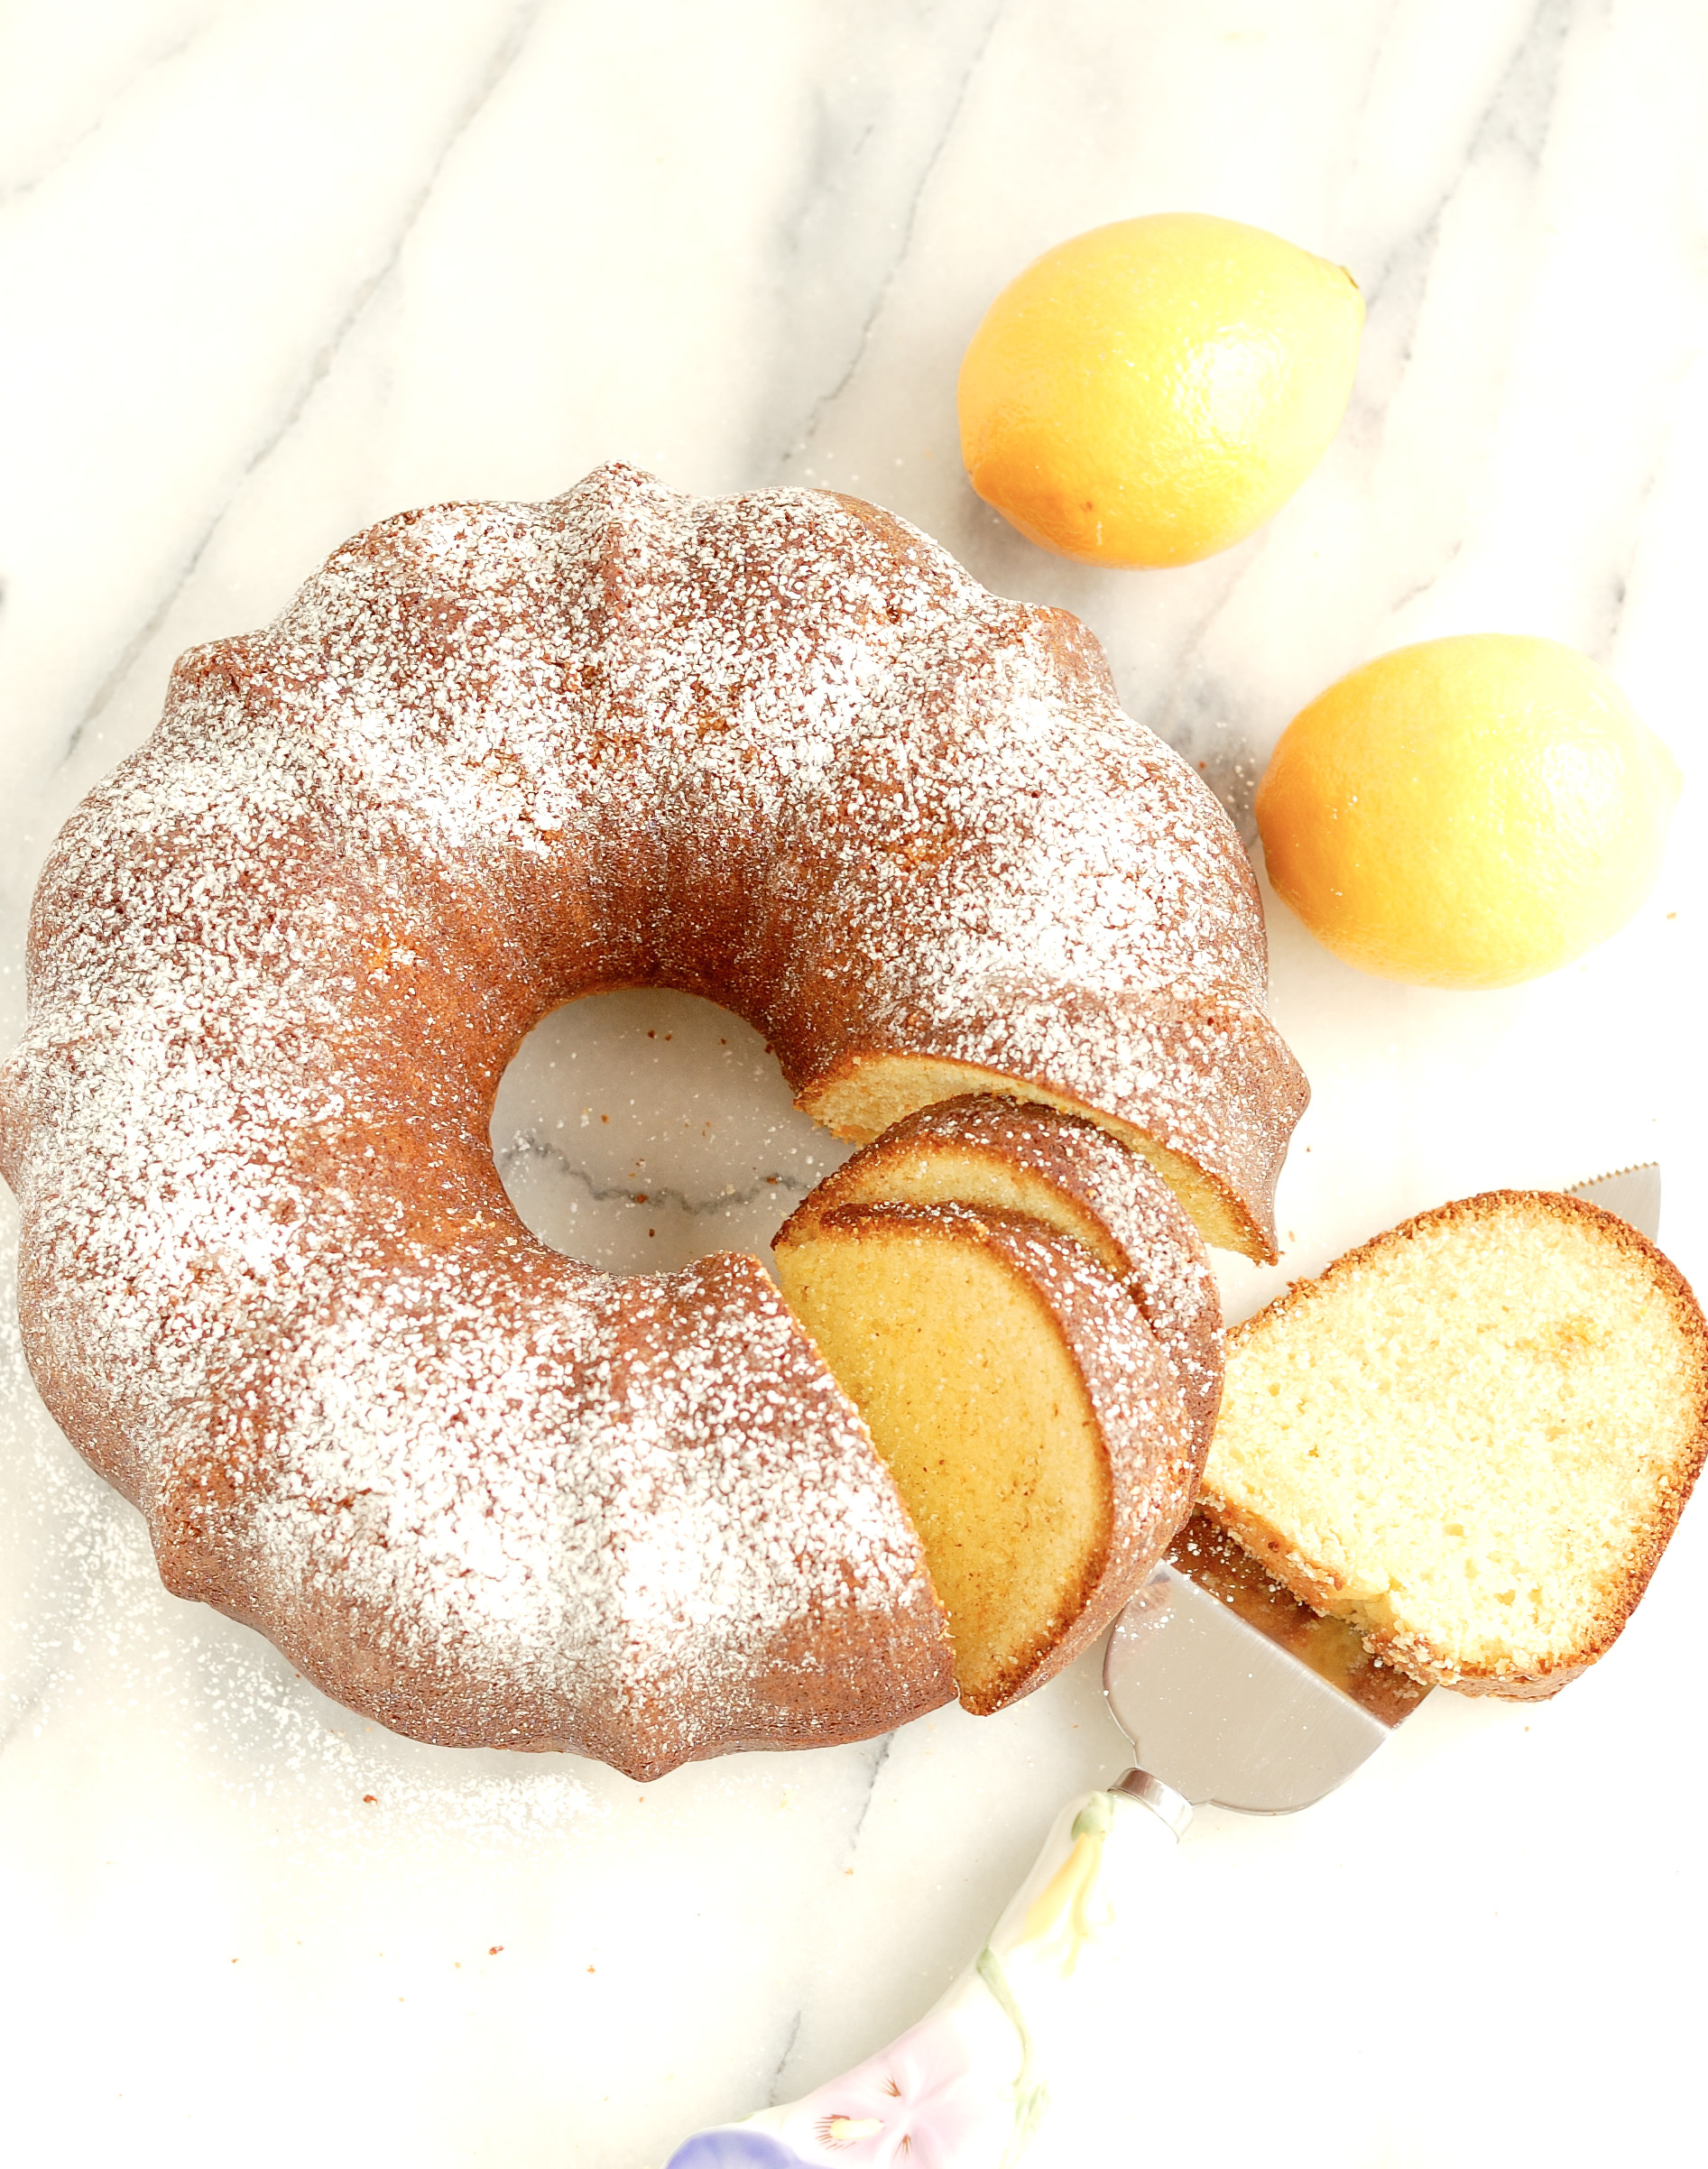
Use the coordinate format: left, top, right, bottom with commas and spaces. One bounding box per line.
492, 988, 853, 1276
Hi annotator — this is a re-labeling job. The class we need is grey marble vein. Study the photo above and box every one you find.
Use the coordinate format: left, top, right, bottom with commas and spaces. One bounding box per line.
842, 1730, 896, 1863
62, 0, 551, 762
727, 1, 1006, 488
0, 18, 208, 209
768, 1728, 900, 2107
762, 2008, 805, 2109
1355, 0, 1574, 368
493, 1130, 815, 1216
777, 1, 1008, 480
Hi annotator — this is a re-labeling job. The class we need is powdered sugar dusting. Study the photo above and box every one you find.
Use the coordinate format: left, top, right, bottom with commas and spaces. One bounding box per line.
0, 464, 1295, 1780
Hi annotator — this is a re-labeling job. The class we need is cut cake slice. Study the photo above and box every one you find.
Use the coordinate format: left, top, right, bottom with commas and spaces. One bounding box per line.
1200, 1189, 1708, 1697
782, 1094, 1223, 1439
772, 1197, 1202, 1713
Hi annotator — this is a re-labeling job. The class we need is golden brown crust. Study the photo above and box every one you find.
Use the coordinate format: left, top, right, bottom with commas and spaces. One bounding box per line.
1200, 1190, 1708, 1696
796, 1027, 1303, 1267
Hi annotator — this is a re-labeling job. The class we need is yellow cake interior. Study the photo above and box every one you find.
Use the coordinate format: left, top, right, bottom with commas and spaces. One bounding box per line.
774, 1213, 1112, 1710
1205, 1204, 1701, 1677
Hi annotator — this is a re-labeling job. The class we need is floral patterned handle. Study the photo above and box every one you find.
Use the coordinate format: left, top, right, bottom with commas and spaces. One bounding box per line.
663, 1783, 1183, 2169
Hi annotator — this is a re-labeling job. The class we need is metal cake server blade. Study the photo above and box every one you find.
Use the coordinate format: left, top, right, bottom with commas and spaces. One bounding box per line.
1106, 1513, 1426, 1815
663, 1164, 1663, 2169
1566, 1159, 1661, 1236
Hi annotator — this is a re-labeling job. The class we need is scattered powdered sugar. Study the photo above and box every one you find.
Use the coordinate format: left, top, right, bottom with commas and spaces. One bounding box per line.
0, 464, 1297, 1780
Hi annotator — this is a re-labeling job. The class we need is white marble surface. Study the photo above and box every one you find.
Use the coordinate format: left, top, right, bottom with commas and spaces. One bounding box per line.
4, 5, 1706, 2163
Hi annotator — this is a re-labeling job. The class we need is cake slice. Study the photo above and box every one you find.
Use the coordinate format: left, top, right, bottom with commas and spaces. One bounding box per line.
1200, 1190, 1708, 1696
782, 1094, 1223, 1438
772, 1199, 1201, 1712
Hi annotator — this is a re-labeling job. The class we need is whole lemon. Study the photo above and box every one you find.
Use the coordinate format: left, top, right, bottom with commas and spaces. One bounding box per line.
957, 212, 1363, 568
1256, 635, 1682, 988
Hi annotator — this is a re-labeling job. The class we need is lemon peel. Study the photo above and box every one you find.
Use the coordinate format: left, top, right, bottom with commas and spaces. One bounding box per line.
957, 212, 1362, 568
1256, 634, 1682, 988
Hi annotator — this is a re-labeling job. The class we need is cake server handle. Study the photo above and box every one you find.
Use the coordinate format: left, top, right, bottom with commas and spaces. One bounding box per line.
660, 1775, 1186, 2169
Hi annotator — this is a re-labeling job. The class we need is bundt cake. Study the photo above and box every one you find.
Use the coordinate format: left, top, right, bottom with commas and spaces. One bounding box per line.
0, 464, 1304, 1778
1200, 1190, 1708, 1696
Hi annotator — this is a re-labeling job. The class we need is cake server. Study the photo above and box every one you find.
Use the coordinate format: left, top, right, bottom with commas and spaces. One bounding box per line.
663, 1165, 1659, 2169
